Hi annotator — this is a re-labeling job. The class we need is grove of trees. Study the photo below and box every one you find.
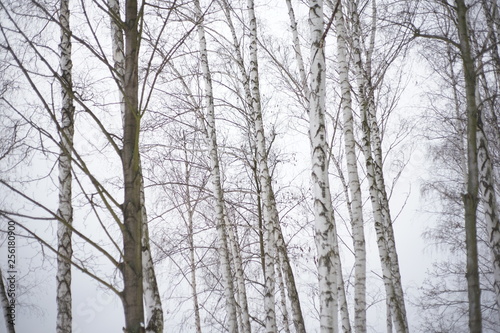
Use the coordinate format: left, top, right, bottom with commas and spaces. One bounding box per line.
0, 0, 499, 332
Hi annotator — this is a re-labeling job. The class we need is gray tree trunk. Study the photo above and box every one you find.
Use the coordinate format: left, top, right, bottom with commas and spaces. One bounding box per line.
455, 1, 482, 332
121, 0, 145, 331
108, 1, 163, 330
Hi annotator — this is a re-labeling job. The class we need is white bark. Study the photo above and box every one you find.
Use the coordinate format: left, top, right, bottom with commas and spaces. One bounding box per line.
308, 1, 339, 331
476, 4, 500, 316
277, 263, 291, 333
221, 2, 305, 331
210, 8, 253, 328
333, 2, 366, 331
477, 99, 500, 319
246, 1, 277, 331
276, 234, 307, 333
195, 1, 239, 331
108, 0, 125, 118
285, 0, 310, 102
141, 186, 164, 333
360, 5, 408, 327
347, 0, 408, 331
367, 78, 408, 333
281, 4, 313, 332
332, 219, 351, 333
224, 211, 251, 333
57, 1, 74, 331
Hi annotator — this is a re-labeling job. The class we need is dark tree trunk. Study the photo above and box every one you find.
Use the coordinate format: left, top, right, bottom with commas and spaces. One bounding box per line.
121, 0, 145, 331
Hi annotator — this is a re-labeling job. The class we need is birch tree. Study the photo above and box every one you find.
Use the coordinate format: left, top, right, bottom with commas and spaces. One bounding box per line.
194, 1, 239, 331
247, 0, 277, 330
476, 0, 500, 319
308, 1, 340, 331
332, 1, 367, 331
347, 1, 409, 331
218, 1, 307, 331
56, 0, 74, 332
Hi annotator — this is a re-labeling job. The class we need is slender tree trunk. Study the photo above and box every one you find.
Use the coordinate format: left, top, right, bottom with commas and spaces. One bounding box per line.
285, 0, 310, 103
477, 118, 500, 319
140, 192, 163, 333
478, 0, 500, 318
0, 269, 15, 333
57, 1, 74, 331
447, 45, 468, 191
276, 234, 306, 333
309, 1, 339, 331
246, 1, 278, 331
224, 211, 251, 333
109, 0, 126, 126
109, 2, 163, 330
333, 230, 351, 333
367, 90, 408, 333
333, 2, 366, 331
348, 1, 408, 331
455, 1, 482, 331
221, 1, 306, 331
277, 263, 291, 333
480, 0, 500, 79
188, 208, 202, 333
121, 0, 145, 331
182, 148, 203, 333
194, 1, 239, 331
363, 1, 408, 329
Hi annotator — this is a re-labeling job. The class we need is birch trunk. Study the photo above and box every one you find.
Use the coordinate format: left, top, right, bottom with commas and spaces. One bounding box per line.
108, 1, 163, 330
285, 0, 310, 102
276, 235, 306, 333
455, 0, 482, 331
363, 1, 408, 329
477, 118, 500, 319
188, 208, 202, 333
221, 1, 306, 331
182, 150, 202, 333
246, 1, 277, 331
368, 85, 408, 333
140, 191, 163, 333
480, 0, 500, 79
332, 226, 351, 333
195, 1, 239, 331
347, 0, 408, 331
57, 1, 74, 331
333, 2, 366, 331
277, 262, 291, 333
108, 0, 125, 117
309, 1, 339, 331
224, 211, 251, 333
478, 0, 500, 318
